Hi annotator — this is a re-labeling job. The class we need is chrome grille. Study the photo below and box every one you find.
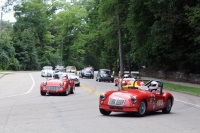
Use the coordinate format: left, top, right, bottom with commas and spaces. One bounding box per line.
108, 97, 125, 106
45, 86, 60, 91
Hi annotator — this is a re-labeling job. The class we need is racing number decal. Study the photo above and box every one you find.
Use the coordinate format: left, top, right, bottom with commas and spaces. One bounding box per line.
157, 99, 164, 106
150, 94, 156, 109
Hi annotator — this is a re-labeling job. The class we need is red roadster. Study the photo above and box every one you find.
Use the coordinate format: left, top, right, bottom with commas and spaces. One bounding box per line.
115, 74, 145, 90
40, 73, 75, 96
99, 80, 174, 116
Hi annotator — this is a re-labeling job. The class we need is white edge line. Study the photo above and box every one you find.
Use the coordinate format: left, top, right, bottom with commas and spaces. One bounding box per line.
0, 73, 35, 99
175, 99, 200, 108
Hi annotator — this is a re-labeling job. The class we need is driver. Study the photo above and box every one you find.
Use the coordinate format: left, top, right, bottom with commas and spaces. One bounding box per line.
124, 74, 129, 78
149, 81, 159, 92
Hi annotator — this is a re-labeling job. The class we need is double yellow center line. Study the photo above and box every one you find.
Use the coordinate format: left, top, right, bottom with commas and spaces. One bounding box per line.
80, 84, 101, 96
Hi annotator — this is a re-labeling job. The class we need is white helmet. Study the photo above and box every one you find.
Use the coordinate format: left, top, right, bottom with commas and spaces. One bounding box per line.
149, 81, 158, 90
124, 74, 129, 78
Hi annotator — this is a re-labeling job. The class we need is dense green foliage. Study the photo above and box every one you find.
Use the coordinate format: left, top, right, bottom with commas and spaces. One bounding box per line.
0, 0, 200, 74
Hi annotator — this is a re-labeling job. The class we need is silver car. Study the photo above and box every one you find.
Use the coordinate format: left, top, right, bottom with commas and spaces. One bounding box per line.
41, 66, 54, 77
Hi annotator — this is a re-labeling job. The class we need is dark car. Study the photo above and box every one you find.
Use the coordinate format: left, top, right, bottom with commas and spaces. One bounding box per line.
96, 69, 114, 82
79, 67, 94, 79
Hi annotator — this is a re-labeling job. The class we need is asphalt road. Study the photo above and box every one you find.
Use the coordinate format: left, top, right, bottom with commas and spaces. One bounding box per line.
0, 71, 200, 133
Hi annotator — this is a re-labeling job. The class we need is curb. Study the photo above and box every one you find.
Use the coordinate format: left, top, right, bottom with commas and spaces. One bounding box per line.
0, 74, 5, 79
0, 72, 12, 79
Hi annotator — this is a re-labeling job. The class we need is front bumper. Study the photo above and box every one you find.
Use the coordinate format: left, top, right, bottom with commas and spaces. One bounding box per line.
99, 104, 138, 112
41, 86, 65, 93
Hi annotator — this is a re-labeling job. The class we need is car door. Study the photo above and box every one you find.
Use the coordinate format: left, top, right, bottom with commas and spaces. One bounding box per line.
153, 91, 165, 110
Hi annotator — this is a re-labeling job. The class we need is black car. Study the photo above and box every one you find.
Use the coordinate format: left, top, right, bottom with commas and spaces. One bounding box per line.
79, 68, 94, 79
96, 69, 114, 82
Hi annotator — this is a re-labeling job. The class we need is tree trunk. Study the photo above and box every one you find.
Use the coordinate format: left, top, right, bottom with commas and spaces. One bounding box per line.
116, 12, 124, 78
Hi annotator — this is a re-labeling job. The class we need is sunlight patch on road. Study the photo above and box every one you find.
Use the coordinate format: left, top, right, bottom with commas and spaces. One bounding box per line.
80, 84, 101, 96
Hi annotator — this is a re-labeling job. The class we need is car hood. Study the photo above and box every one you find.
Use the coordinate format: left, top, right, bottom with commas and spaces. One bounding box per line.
45, 79, 63, 86
109, 89, 147, 99
70, 75, 79, 79
42, 70, 54, 73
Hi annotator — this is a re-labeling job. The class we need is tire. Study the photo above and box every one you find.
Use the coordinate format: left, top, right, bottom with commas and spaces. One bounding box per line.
114, 82, 117, 86
99, 108, 111, 115
70, 86, 75, 94
64, 86, 70, 96
77, 83, 80, 87
137, 100, 147, 117
40, 91, 46, 96
162, 98, 172, 113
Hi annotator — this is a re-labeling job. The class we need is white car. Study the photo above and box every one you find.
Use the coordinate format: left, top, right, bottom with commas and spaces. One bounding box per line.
41, 66, 54, 77
62, 72, 80, 86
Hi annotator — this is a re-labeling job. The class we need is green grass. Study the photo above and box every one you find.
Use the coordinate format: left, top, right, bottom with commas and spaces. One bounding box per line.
163, 82, 200, 96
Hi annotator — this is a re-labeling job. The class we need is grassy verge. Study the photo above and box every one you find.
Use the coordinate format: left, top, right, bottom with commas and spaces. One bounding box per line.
163, 82, 200, 96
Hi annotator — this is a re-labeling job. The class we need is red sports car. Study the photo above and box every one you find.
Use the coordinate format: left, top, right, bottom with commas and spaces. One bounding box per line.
115, 74, 144, 90
40, 73, 75, 96
99, 80, 174, 116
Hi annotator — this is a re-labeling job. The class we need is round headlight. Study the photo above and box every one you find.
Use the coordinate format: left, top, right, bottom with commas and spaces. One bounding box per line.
100, 93, 105, 100
131, 96, 137, 103
60, 82, 64, 86
43, 81, 47, 86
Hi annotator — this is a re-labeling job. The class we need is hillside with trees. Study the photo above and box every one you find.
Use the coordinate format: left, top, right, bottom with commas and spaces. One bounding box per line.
0, 0, 200, 79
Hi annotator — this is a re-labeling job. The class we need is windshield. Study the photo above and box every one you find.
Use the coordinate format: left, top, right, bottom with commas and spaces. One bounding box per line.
139, 85, 149, 90
100, 70, 111, 74
61, 75, 66, 80
56, 66, 64, 69
67, 66, 75, 70
43, 66, 53, 70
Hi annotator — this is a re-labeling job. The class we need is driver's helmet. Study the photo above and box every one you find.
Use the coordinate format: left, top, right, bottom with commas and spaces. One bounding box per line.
149, 81, 158, 90
124, 74, 129, 78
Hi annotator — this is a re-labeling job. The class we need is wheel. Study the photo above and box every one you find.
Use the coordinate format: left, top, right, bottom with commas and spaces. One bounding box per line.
40, 91, 46, 96
64, 86, 70, 96
114, 82, 117, 86
77, 83, 80, 87
162, 98, 172, 113
137, 100, 146, 117
70, 85, 75, 94
99, 108, 111, 115
112, 80, 114, 83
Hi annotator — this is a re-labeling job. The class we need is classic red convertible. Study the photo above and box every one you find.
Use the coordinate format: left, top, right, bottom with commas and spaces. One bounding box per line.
115, 74, 145, 90
40, 73, 75, 96
99, 80, 174, 116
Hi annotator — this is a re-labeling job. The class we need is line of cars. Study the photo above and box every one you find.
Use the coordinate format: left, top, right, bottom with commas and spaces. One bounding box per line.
40, 65, 174, 117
